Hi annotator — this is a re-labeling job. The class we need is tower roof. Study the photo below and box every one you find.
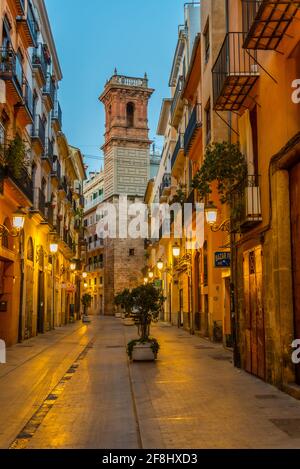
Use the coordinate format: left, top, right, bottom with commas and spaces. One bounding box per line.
99, 73, 154, 102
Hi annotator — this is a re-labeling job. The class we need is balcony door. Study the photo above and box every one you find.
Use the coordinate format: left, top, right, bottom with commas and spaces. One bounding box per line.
290, 161, 300, 384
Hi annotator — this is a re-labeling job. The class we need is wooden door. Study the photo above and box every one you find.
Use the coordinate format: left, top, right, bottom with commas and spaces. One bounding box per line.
37, 271, 44, 334
243, 247, 265, 379
290, 162, 300, 384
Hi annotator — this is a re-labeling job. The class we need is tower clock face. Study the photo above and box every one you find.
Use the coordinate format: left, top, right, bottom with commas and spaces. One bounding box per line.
116, 76, 144, 87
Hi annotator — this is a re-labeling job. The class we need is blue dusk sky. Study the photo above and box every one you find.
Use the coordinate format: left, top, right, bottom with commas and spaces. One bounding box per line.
45, 0, 187, 174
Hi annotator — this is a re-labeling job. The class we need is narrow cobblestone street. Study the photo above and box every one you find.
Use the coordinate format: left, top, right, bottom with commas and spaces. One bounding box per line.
1, 317, 300, 449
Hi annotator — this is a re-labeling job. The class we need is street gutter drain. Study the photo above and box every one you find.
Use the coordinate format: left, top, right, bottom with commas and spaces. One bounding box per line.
9, 339, 94, 450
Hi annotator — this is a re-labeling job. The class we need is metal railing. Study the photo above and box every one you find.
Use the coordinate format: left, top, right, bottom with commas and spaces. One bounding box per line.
87, 238, 104, 251
26, 2, 38, 46
159, 173, 171, 198
86, 262, 104, 272
0, 48, 23, 97
212, 32, 259, 110
33, 187, 46, 217
184, 104, 202, 153
52, 100, 62, 128
171, 134, 184, 169
32, 43, 48, 82
231, 175, 262, 228
32, 115, 46, 149
43, 73, 56, 105
170, 76, 184, 117
0, 164, 33, 203
51, 156, 61, 179
23, 78, 33, 119
59, 176, 68, 193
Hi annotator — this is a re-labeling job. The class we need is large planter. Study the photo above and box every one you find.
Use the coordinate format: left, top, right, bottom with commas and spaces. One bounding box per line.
132, 343, 157, 361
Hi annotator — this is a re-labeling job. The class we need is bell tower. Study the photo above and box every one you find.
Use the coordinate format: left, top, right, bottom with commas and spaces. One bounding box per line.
100, 72, 154, 199
99, 72, 154, 315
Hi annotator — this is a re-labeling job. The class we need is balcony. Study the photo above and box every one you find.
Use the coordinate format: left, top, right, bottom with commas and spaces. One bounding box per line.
52, 100, 62, 131
32, 43, 48, 85
51, 156, 61, 181
16, 2, 38, 48
212, 32, 260, 112
14, 0, 26, 15
42, 139, 53, 170
171, 134, 185, 178
86, 262, 104, 272
0, 48, 24, 102
242, 0, 300, 50
32, 187, 46, 218
170, 76, 184, 128
0, 163, 33, 205
232, 175, 262, 230
43, 73, 56, 110
184, 104, 202, 155
15, 77, 34, 126
63, 230, 76, 254
31, 115, 45, 153
59, 176, 68, 194
159, 173, 172, 202
87, 239, 104, 252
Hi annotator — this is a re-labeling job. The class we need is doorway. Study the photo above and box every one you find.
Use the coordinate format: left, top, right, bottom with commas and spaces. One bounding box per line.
243, 246, 265, 380
290, 161, 300, 384
37, 270, 44, 334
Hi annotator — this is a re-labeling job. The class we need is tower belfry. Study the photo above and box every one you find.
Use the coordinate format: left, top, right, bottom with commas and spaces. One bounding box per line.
99, 73, 154, 314
100, 73, 154, 200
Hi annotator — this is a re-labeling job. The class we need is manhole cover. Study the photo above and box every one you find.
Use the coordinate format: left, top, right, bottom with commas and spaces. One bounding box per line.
270, 419, 300, 438
255, 394, 278, 400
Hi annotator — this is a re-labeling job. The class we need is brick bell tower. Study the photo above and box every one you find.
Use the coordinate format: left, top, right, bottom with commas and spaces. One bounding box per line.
99, 71, 154, 315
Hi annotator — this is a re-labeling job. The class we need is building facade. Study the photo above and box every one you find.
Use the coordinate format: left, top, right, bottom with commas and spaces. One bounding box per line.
0, 0, 85, 346
83, 170, 104, 315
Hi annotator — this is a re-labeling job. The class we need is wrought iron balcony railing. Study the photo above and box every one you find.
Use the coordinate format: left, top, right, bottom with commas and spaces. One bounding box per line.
0, 48, 24, 99
32, 187, 46, 217
0, 162, 33, 203
159, 173, 172, 198
52, 100, 62, 129
59, 176, 68, 194
212, 32, 260, 112
242, 0, 300, 50
16, 1, 38, 48
23, 77, 34, 120
51, 156, 61, 180
32, 43, 48, 84
170, 76, 184, 121
184, 104, 202, 154
231, 175, 262, 229
32, 115, 46, 150
43, 73, 56, 107
171, 134, 184, 169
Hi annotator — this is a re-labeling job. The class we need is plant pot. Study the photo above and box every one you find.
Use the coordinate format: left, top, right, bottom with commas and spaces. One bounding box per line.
82, 315, 91, 324
123, 318, 134, 326
132, 342, 156, 361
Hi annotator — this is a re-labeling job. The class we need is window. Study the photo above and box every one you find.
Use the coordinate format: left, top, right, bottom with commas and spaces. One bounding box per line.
27, 237, 34, 261
94, 278, 97, 285
1, 218, 12, 250
203, 241, 208, 287
100, 277, 103, 285
126, 102, 134, 128
250, 105, 259, 178
99, 254, 103, 263
205, 100, 211, 145
204, 20, 210, 64
84, 219, 88, 227
129, 249, 135, 257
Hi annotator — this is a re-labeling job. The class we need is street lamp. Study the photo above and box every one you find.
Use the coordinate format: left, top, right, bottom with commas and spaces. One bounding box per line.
70, 261, 76, 271
172, 243, 180, 258
205, 202, 218, 226
50, 242, 58, 254
144, 277, 148, 285
12, 208, 26, 231
157, 259, 164, 271
148, 271, 154, 279
84, 282, 88, 289
82, 272, 88, 279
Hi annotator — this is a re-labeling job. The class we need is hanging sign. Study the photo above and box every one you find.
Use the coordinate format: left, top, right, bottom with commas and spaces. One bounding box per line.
214, 251, 231, 268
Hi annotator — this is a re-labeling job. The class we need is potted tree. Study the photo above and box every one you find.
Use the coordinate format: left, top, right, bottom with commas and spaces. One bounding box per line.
114, 289, 135, 325
81, 293, 92, 323
127, 284, 164, 361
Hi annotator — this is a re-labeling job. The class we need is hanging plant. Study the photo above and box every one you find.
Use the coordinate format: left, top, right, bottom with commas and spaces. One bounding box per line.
192, 142, 247, 205
170, 183, 187, 205
0, 135, 29, 179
